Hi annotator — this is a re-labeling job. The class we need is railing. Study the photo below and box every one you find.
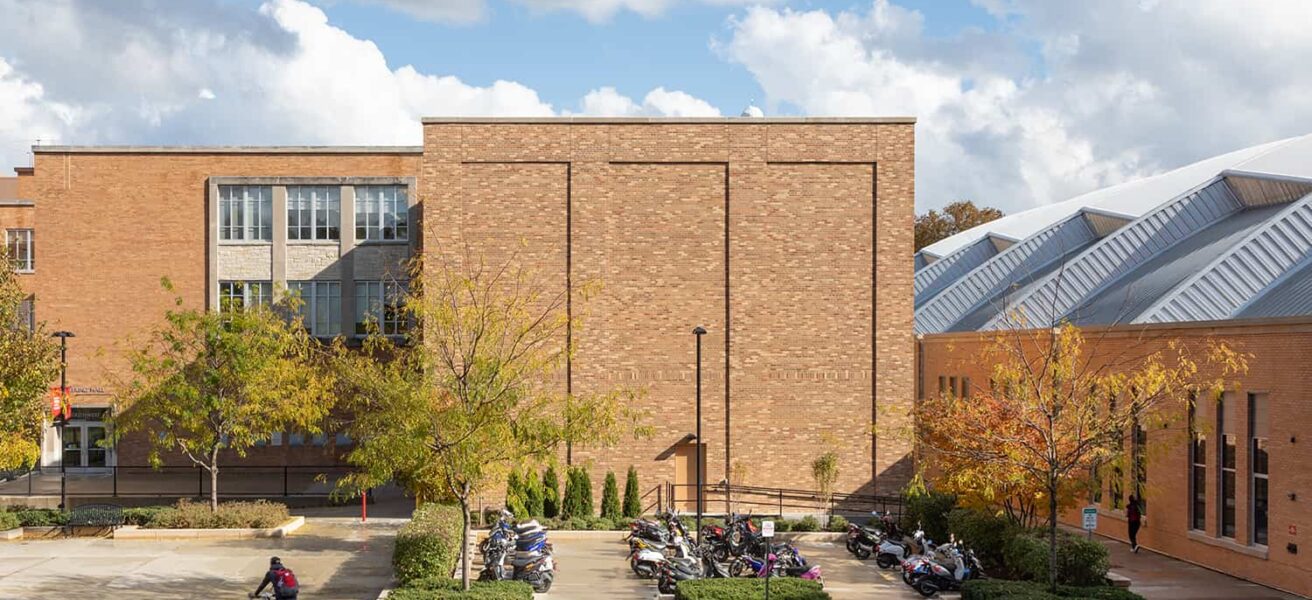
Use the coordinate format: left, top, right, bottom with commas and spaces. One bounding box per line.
0, 465, 353, 498
659, 481, 904, 520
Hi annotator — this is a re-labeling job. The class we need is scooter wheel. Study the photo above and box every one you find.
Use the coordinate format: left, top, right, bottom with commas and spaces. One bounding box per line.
876, 555, 895, 569
915, 581, 939, 598
658, 577, 677, 595
854, 547, 871, 561
533, 575, 554, 594
845, 540, 858, 553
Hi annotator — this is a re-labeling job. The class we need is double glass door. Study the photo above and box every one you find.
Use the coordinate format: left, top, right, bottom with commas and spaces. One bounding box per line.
62, 423, 109, 469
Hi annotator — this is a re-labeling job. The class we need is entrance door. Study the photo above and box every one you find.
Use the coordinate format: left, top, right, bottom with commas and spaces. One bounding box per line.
672, 442, 706, 512
61, 423, 113, 471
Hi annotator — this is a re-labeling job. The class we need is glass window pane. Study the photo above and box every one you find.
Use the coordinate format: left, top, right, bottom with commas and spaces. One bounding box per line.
1254, 476, 1268, 545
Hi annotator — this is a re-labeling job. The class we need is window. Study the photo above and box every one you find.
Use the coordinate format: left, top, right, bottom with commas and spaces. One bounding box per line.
11, 295, 34, 331
355, 185, 408, 241
6, 229, 33, 272
218, 280, 272, 312
961, 377, 972, 400
1189, 399, 1207, 531
1219, 393, 1237, 538
1109, 396, 1123, 510
1133, 416, 1148, 514
218, 185, 272, 241
355, 280, 406, 335
254, 432, 283, 447
288, 432, 305, 446
288, 186, 340, 241
335, 432, 352, 446
938, 376, 946, 396
288, 281, 342, 337
948, 376, 958, 397
1250, 393, 1269, 546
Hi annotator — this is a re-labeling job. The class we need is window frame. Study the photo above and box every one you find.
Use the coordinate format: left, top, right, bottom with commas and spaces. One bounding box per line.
1188, 398, 1207, 532
286, 186, 341, 242
354, 185, 409, 243
218, 280, 273, 312
354, 279, 407, 336
1249, 392, 1269, 547
288, 280, 342, 338
1218, 393, 1237, 539
6, 228, 34, 272
218, 185, 273, 242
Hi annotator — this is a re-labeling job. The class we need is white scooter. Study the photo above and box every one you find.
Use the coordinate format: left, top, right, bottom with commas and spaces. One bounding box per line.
875, 528, 928, 569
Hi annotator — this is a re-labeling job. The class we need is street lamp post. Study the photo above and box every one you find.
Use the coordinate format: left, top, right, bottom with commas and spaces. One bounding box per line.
51, 331, 75, 512
692, 326, 707, 541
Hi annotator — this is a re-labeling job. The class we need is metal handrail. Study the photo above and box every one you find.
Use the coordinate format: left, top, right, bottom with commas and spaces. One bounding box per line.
0, 464, 354, 498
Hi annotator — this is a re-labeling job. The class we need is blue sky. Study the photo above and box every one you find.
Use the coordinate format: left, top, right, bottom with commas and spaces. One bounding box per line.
296, 0, 1000, 115
3, 0, 1312, 213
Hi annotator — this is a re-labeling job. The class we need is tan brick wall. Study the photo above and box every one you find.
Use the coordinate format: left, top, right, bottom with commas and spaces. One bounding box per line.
920, 319, 1312, 598
25, 151, 419, 411
421, 121, 916, 508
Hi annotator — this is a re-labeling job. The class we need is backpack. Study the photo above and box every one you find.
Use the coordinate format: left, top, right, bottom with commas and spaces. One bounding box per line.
273, 567, 299, 594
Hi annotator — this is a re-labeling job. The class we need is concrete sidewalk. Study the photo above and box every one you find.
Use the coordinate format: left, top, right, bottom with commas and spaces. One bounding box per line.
1096, 536, 1302, 600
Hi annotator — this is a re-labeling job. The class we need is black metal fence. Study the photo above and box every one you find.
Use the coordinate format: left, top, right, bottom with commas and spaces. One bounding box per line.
657, 481, 904, 519
0, 465, 354, 498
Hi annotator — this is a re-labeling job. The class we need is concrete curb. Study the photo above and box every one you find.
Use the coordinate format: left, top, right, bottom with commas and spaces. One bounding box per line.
111, 516, 306, 540
0, 527, 20, 540
778, 532, 845, 542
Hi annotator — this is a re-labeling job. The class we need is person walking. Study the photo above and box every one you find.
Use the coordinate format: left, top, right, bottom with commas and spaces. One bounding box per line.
1126, 494, 1142, 553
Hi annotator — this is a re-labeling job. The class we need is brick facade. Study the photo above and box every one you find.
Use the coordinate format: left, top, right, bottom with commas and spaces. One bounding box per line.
19, 118, 915, 505
919, 319, 1312, 598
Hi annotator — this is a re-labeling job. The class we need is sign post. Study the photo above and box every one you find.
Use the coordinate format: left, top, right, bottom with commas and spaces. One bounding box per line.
1082, 506, 1098, 539
762, 519, 775, 600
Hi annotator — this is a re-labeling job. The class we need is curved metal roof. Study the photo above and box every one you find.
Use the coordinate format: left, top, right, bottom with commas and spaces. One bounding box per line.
915, 134, 1312, 332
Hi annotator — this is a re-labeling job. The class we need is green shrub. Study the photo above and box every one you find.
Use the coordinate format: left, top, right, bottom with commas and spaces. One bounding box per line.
522, 469, 544, 518
772, 519, 793, 532
826, 515, 849, 532
961, 580, 1143, 600
542, 466, 560, 519
0, 511, 18, 531
122, 506, 168, 527
1004, 530, 1110, 587
903, 488, 956, 543
622, 465, 642, 518
792, 515, 821, 532
949, 508, 1017, 570
600, 471, 621, 520
676, 577, 830, 600
143, 500, 289, 529
390, 579, 534, 599
504, 472, 528, 521
393, 503, 465, 585
561, 466, 593, 519
9, 508, 66, 526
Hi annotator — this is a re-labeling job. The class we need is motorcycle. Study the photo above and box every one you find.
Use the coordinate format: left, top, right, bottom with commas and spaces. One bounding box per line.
511, 519, 555, 593
876, 528, 928, 569
846, 521, 885, 560
654, 535, 703, 594
907, 545, 983, 597
628, 537, 668, 579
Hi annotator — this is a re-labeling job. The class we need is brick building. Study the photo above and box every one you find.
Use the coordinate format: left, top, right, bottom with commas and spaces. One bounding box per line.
8, 117, 916, 502
915, 134, 1312, 597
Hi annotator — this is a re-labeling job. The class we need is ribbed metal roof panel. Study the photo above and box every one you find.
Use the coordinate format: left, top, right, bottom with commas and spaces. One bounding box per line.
914, 214, 1097, 334
914, 237, 998, 308
1138, 190, 1312, 323
980, 179, 1240, 330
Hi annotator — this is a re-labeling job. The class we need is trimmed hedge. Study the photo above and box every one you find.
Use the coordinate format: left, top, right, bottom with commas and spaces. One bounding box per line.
123, 506, 168, 527
622, 466, 642, 519
8, 508, 67, 526
143, 500, 289, 529
391, 579, 533, 599
675, 578, 830, 600
793, 515, 821, 532
600, 471, 621, 520
394, 504, 466, 585
0, 511, 18, 531
961, 580, 1144, 600
948, 508, 1016, 570
1004, 530, 1110, 587
825, 515, 849, 532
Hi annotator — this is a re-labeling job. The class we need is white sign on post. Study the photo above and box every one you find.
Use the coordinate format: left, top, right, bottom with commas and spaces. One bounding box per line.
762, 520, 775, 538
1082, 506, 1098, 531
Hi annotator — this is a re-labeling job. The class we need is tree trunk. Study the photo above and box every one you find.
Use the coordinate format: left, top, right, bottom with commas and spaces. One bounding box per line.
460, 497, 472, 591
210, 447, 220, 512
1048, 482, 1059, 592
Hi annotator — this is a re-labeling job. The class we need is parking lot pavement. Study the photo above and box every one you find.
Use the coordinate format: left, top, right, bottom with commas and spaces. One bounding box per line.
0, 517, 402, 599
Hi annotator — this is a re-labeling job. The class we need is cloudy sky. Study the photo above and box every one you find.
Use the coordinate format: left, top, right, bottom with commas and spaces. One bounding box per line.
2, 0, 1311, 214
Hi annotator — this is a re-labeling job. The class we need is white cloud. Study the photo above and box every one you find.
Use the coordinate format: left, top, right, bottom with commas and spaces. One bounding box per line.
578, 86, 721, 117
723, 0, 1312, 213
0, 0, 717, 171
345, 0, 775, 24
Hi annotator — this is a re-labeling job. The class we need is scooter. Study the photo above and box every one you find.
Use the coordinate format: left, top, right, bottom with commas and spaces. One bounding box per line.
629, 537, 667, 579
846, 521, 883, 559
654, 535, 703, 594
876, 528, 928, 569
511, 520, 555, 593
908, 546, 982, 597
